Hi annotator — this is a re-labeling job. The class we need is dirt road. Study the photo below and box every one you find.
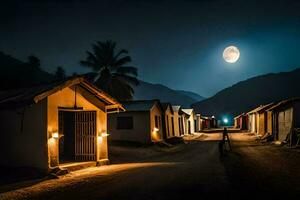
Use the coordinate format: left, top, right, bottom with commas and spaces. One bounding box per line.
1, 133, 300, 199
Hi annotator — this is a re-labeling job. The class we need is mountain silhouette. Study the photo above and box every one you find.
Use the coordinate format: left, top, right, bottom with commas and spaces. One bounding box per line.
176, 90, 205, 102
0, 52, 55, 90
192, 68, 300, 119
133, 80, 205, 108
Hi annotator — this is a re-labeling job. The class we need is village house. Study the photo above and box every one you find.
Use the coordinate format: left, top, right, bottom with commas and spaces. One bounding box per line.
107, 100, 163, 144
172, 105, 185, 136
199, 116, 215, 130
267, 98, 300, 144
234, 114, 240, 128
256, 103, 275, 137
181, 109, 196, 134
247, 106, 262, 134
161, 103, 175, 139
247, 103, 274, 136
234, 113, 248, 130
0, 77, 123, 173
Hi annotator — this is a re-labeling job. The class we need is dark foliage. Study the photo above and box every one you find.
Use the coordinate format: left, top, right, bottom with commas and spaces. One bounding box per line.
0, 52, 55, 90
80, 40, 139, 101
54, 66, 66, 80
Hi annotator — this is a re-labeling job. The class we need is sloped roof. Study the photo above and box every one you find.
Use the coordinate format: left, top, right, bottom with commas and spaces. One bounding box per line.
0, 76, 124, 111
247, 105, 264, 114
256, 103, 275, 113
234, 113, 244, 119
200, 115, 211, 120
247, 102, 278, 114
181, 109, 194, 116
121, 100, 161, 112
161, 102, 174, 114
172, 105, 181, 112
267, 97, 300, 111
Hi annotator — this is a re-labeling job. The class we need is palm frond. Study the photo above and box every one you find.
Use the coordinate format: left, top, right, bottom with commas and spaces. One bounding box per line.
80, 51, 103, 71
80, 40, 138, 100
112, 56, 132, 68
114, 49, 129, 60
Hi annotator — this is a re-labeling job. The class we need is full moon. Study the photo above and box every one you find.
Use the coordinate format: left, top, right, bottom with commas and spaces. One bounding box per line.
223, 46, 240, 63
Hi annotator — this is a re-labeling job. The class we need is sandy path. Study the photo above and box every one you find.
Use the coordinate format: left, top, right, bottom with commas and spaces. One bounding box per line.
1, 132, 300, 199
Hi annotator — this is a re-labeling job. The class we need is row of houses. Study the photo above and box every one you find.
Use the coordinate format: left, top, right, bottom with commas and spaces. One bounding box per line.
0, 77, 216, 173
108, 100, 216, 144
234, 98, 300, 145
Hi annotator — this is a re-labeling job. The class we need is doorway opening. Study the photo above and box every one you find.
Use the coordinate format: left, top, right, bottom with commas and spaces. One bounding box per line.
58, 110, 97, 164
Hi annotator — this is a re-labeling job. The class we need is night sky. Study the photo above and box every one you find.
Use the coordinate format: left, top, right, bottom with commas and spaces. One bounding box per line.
1, 0, 300, 97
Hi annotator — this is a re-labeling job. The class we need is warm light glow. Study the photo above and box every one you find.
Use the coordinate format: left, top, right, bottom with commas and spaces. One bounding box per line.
99, 131, 110, 137
152, 127, 160, 141
101, 132, 110, 137
98, 135, 103, 143
223, 46, 240, 63
52, 132, 59, 139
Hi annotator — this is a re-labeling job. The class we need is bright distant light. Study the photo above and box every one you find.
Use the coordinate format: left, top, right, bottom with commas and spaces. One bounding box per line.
223, 118, 229, 124
223, 46, 240, 63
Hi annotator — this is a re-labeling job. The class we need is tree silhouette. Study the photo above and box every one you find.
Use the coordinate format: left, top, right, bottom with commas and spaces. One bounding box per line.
27, 55, 41, 70
54, 66, 66, 80
80, 40, 139, 101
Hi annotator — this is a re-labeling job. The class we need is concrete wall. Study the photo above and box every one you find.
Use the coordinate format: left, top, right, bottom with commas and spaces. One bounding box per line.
47, 86, 108, 168
0, 99, 48, 171
267, 111, 273, 135
182, 115, 188, 135
173, 110, 180, 137
150, 105, 163, 141
195, 115, 202, 132
164, 107, 174, 138
277, 107, 293, 141
182, 113, 195, 134
234, 118, 238, 128
258, 113, 265, 136
108, 111, 151, 144
249, 113, 257, 133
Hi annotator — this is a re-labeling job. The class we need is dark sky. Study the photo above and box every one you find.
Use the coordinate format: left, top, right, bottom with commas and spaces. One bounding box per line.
1, 0, 300, 97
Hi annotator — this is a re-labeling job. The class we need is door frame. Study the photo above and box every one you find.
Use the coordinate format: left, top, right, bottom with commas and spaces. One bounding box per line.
58, 109, 97, 163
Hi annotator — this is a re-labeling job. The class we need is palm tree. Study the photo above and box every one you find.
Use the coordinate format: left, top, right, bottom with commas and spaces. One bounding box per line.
80, 40, 139, 101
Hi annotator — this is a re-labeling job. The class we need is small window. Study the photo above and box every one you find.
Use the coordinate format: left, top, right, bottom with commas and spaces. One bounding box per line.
117, 117, 133, 129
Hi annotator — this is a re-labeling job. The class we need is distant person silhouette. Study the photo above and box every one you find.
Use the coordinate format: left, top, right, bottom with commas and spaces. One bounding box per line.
222, 127, 232, 151
219, 127, 232, 156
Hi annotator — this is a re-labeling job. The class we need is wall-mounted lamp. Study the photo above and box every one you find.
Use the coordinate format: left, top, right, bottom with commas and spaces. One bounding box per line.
154, 127, 159, 132
52, 132, 59, 139
98, 131, 110, 138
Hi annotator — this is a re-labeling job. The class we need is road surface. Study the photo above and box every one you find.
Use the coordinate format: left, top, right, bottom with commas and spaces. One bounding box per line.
1, 133, 300, 199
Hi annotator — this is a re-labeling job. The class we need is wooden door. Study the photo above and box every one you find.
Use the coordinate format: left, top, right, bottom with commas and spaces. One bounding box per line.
75, 111, 97, 161
278, 108, 293, 141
